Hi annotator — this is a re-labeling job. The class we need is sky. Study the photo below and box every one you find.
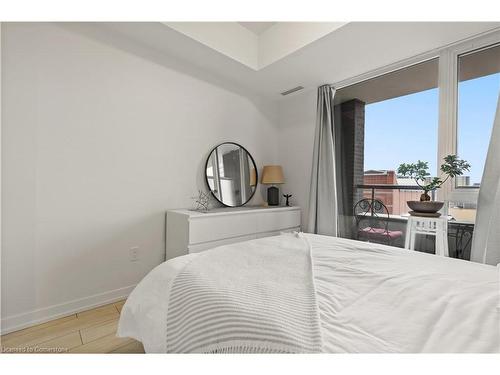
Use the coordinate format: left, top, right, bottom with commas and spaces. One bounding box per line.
364, 73, 499, 185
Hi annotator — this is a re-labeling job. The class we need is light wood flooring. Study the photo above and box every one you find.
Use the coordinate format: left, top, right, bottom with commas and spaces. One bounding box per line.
0, 300, 145, 354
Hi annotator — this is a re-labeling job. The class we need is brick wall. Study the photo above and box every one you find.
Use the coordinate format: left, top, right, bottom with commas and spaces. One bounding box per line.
363, 171, 396, 213
363, 171, 421, 215
335, 99, 365, 238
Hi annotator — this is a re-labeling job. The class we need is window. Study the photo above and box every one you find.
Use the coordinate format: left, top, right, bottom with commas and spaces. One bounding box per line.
334, 32, 500, 223
336, 59, 439, 216
333, 31, 499, 255
456, 44, 500, 188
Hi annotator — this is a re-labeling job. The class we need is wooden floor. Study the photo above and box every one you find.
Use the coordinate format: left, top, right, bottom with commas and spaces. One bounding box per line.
0, 300, 145, 354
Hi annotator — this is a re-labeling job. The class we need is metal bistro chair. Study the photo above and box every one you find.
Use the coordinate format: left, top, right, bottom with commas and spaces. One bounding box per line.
353, 198, 403, 246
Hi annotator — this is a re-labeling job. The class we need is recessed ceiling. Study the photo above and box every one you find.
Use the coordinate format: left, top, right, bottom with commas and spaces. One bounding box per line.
163, 22, 347, 70
238, 22, 276, 35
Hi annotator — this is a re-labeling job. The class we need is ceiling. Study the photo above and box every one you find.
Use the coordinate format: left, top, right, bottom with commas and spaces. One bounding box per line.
459, 44, 500, 81
335, 33, 500, 106
334, 58, 439, 105
65, 22, 500, 101
163, 22, 347, 70
238, 22, 276, 35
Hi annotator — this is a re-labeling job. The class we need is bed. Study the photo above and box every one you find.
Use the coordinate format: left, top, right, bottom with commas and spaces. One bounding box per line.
117, 233, 499, 353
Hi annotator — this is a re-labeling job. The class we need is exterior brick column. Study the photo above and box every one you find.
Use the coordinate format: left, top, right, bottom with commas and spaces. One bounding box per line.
334, 99, 365, 238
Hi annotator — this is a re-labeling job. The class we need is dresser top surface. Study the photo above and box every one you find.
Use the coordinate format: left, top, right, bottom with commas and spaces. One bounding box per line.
167, 205, 300, 218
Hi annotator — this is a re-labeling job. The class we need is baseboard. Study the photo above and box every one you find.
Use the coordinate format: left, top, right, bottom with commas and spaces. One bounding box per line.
0, 284, 136, 335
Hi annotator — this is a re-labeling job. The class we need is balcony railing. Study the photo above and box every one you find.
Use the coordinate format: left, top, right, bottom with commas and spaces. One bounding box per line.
356, 184, 435, 217
354, 184, 473, 260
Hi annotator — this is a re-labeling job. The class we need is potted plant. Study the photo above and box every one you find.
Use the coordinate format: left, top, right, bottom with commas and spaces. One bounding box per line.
397, 155, 470, 216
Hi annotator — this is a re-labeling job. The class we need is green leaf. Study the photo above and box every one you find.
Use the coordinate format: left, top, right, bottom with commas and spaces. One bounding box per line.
397, 154, 470, 193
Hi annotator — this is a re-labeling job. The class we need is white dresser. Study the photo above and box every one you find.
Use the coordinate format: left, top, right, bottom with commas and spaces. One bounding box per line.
165, 206, 301, 260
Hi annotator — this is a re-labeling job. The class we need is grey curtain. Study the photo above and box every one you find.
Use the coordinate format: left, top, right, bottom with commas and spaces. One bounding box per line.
471, 96, 500, 266
307, 85, 338, 236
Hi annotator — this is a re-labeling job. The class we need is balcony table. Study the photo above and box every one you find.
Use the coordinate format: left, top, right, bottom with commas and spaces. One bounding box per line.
404, 215, 450, 256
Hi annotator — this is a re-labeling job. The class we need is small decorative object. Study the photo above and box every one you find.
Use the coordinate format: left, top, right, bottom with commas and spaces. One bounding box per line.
191, 190, 211, 212
261, 165, 285, 206
283, 194, 292, 207
397, 155, 470, 216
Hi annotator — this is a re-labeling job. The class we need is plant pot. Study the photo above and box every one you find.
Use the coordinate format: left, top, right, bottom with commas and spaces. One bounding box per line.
407, 200, 444, 214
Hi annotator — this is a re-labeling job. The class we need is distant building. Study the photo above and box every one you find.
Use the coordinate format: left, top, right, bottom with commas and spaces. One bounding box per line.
363, 170, 423, 215
455, 176, 471, 187
364, 170, 397, 185
363, 170, 397, 214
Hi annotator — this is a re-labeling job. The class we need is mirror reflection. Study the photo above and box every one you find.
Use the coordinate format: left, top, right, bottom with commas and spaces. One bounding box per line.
205, 143, 257, 207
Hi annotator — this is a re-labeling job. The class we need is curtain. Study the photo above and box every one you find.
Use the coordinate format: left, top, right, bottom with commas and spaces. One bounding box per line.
471, 96, 500, 266
307, 85, 338, 236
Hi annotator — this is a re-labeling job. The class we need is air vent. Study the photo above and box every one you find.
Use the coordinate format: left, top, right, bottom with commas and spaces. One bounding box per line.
280, 86, 304, 96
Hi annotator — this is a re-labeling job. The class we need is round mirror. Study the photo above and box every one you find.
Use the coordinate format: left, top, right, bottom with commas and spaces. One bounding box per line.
205, 142, 258, 207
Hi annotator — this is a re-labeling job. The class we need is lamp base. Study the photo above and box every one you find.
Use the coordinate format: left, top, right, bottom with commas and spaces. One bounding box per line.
267, 186, 279, 206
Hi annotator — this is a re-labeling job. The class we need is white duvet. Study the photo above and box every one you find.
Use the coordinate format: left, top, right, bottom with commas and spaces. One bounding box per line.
117, 233, 500, 353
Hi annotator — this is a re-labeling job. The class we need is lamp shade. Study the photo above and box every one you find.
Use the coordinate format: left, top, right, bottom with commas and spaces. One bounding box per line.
261, 165, 284, 184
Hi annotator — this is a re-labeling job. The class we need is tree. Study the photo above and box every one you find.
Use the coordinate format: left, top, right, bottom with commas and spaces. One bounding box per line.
397, 155, 471, 201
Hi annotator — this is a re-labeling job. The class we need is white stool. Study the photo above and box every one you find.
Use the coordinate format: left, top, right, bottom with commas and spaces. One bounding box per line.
404, 216, 449, 256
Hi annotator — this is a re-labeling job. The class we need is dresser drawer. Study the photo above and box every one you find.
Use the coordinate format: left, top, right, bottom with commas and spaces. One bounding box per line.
166, 207, 302, 260
188, 214, 257, 244
256, 210, 301, 233
188, 234, 257, 253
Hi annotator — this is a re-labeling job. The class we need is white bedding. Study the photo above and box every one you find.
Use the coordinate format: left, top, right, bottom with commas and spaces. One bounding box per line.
117, 233, 500, 353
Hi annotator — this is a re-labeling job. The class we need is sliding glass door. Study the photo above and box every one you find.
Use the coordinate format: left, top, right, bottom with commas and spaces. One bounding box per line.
333, 29, 500, 258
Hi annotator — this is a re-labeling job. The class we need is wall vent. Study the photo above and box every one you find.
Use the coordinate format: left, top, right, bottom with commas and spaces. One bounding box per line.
280, 86, 304, 96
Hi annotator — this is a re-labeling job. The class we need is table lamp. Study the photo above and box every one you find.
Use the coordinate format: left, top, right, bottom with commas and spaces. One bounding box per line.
261, 165, 284, 206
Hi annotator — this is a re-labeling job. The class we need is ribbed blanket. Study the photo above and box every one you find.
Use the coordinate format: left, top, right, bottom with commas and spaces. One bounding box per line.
165, 233, 323, 353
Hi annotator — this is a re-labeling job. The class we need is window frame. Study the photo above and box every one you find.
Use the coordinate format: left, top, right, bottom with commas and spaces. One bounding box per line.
334, 28, 500, 206
439, 33, 500, 204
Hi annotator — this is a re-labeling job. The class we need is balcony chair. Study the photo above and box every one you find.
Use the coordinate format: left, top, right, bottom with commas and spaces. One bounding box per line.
353, 198, 403, 246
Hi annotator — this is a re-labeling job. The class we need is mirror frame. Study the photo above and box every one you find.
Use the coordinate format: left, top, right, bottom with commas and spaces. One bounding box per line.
204, 142, 258, 207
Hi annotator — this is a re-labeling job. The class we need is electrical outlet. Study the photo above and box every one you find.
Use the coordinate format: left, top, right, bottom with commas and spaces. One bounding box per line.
129, 247, 139, 262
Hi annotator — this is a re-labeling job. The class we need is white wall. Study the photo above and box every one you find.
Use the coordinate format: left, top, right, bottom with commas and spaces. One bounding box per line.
277, 90, 317, 228
1, 23, 279, 332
